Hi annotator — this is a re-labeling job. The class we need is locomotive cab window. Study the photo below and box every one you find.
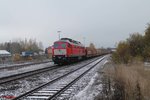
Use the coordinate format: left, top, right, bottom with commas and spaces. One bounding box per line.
54, 43, 59, 48
61, 44, 66, 48
54, 42, 66, 48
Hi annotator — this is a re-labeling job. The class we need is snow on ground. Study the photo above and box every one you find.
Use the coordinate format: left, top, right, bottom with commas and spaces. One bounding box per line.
71, 55, 111, 100
0, 61, 54, 78
0, 58, 99, 98
0, 55, 110, 99
0, 59, 51, 67
72, 73, 102, 100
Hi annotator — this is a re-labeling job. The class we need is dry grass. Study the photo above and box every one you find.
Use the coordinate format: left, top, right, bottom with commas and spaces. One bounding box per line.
103, 62, 150, 100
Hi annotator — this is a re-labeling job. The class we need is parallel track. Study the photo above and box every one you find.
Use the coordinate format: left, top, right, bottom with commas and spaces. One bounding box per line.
0, 60, 52, 71
13, 56, 105, 100
0, 57, 98, 85
0, 64, 57, 85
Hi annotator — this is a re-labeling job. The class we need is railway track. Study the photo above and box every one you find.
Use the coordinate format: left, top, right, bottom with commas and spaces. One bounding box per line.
0, 57, 99, 85
0, 60, 52, 71
13, 56, 105, 100
0, 64, 58, 85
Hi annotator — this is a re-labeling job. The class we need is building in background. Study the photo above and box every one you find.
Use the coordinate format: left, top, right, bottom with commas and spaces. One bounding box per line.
0, 50, 12, 64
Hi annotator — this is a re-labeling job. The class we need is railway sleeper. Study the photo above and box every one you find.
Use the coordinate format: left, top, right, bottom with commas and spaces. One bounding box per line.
27, 96, 49, 99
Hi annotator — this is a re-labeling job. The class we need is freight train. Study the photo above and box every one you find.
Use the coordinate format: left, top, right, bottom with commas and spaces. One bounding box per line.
52, 38, 102, 65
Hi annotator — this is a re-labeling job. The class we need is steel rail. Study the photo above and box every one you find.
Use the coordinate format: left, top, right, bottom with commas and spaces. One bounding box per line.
0, 56, 99, 85
13, 56, 104, 100
48, 57, 104, 100
0, 65, 58, 85
0, 60, 52, 70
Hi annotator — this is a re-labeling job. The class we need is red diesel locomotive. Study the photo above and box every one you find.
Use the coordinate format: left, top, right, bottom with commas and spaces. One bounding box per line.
52, 38, 86, 64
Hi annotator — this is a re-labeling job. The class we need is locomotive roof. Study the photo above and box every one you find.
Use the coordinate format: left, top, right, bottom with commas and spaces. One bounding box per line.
55, 38, 84, 47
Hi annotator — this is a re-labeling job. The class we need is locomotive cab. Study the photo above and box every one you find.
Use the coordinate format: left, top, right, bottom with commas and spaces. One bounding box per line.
52, 41, 71, 64
52, 38, 86, 65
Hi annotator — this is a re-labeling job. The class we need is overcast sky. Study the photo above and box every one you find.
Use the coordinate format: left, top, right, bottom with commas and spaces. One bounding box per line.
0, 0, 150, 48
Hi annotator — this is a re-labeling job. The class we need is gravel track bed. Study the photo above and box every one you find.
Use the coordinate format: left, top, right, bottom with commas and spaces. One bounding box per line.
0, 58, 98, 98
0, 59, 52, 70
0, 62, 54, 78
57, 57, 107, 100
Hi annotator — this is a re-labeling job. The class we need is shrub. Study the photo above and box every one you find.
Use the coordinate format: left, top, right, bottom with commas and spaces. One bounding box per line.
112, 41, 131, 64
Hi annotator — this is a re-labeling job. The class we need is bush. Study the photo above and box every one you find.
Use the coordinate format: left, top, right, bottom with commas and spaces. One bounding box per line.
112, 41, 131, 64
112, 24, 150, 63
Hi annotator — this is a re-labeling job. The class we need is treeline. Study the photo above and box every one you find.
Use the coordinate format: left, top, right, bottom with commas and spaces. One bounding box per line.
0, 39, 44, 54
112, 24, 150, 64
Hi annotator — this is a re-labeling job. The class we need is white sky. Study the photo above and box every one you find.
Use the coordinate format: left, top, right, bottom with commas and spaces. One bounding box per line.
0, 0, 150, 48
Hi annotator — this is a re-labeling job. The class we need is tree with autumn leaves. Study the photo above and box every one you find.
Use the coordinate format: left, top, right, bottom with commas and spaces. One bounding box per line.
113, 24, 150, 63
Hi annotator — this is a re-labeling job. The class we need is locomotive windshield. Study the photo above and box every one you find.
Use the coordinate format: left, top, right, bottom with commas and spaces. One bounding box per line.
54, 42, 67, 48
